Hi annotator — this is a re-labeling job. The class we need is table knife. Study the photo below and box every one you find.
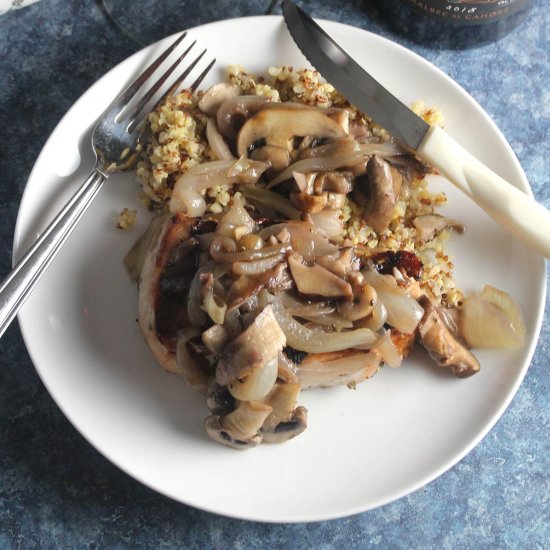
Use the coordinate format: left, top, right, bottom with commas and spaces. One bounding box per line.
282, 0, 550, 259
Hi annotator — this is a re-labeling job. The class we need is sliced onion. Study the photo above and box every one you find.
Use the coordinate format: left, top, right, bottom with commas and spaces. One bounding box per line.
170, 159, 268, 216
259, 221, 338, 263
216, 196, 255, 239
221, 401, 273, 441
270, 294, 379, 353
362, 270, 424, 334
267, 142, 403, 188
227, 357, 279, 401
309, 209, 344, 240
297, 138, 360, 160
232, 255, 283, 276
298, 351, 381, 389
187, 260, 215, 327
239, 185, 301, 220
202, 286, 227, 325
267, 153, 368, 188
277, 351, 299, 384
210, 237, 290, 263
461, 285, 525, 349
262, 382, 301, 431
206, 117, 235, 160
374, 331, 402, 368
356, 299, 388, 331
202, 324, 229, 354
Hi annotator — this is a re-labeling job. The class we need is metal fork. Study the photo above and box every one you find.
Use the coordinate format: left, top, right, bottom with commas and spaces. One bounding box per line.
0, 33, 215, 339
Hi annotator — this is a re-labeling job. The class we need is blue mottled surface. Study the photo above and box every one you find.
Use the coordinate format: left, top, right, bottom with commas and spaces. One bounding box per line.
0, 0, 549, 547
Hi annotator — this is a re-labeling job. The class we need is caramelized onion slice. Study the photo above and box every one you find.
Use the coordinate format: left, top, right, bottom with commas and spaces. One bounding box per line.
239, 185, 301, 220
461, 285, 525, 349
170, 159, 268, 216
269, 294, 379, 353
362, 270, 424, 334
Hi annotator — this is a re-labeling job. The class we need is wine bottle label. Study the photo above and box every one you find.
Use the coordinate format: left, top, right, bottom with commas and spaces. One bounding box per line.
401, 0, 529, 25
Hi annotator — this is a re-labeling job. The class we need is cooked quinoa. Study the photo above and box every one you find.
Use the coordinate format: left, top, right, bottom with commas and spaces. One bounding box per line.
116, 208, 137, 230
136, 66, 462, 307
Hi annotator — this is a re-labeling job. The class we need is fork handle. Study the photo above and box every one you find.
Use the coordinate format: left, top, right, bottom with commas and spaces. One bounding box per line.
0, 168, 107, 339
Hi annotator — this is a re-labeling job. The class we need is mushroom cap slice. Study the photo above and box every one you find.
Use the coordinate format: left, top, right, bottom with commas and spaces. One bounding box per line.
198, 82, 240, 116
138, 212, 195, 374
236, 106, 348, 158
417, 295, 480, 378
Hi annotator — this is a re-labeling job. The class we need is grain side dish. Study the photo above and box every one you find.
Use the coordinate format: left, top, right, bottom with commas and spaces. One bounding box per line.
126, 66, 525, 449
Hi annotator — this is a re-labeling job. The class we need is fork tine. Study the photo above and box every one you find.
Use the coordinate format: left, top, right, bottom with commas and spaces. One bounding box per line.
114, 31, 187, 110
189, 57, 216, 92
124, 40, 197, 127
129, 56, 216, 137
164, 49, 207, 98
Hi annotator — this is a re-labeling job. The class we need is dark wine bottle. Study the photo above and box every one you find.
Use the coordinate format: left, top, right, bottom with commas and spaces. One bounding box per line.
375, 0, 531, 49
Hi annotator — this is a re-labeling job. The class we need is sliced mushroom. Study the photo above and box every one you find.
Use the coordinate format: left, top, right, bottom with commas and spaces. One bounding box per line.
287, 253, 353, 299
262, 382, 301, 432
205, 400, 272, 450
317, 248, 357, 278
237, 106, 348, 158
206, 381, 236, 416
413, 214, 465, 243
289, 191, 327, 213
198, 82, 240, 115
417, 295, 481, 378
313, 171, 354, 195
216, 305, 286, 401
251, 145, 291, 174
226, 262, 292, 310
263, 404, 308, 443
338, 279, 377, 322
360, 156, 399, 233
217, 95, 272, 139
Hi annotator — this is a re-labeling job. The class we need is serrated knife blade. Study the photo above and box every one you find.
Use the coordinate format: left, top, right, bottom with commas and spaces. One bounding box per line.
282, 0, 429, 150
282, 0, 550, 258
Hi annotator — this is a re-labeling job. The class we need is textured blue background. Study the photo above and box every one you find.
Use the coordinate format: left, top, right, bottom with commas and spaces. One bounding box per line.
0, 0, 549, 547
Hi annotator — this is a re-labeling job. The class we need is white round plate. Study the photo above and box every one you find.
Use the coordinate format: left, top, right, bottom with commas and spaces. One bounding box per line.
14, 16, 546, 523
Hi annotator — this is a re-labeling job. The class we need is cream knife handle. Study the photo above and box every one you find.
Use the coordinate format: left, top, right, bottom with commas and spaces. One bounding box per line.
417, 126, 550, 259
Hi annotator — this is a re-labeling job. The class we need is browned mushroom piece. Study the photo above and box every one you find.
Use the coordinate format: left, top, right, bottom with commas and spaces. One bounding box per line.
358, 156, 402, 233
216, 95, 272, 139
417, 295, 481, 378
250, 144, 291, 174
236, 106, 348, 158
413, 214, 465, 243
289, 191, 328, 213
226, 262, 292, 310
313, 171, 354, 195
287, 253, 353, 299
262, 405, 308, 443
